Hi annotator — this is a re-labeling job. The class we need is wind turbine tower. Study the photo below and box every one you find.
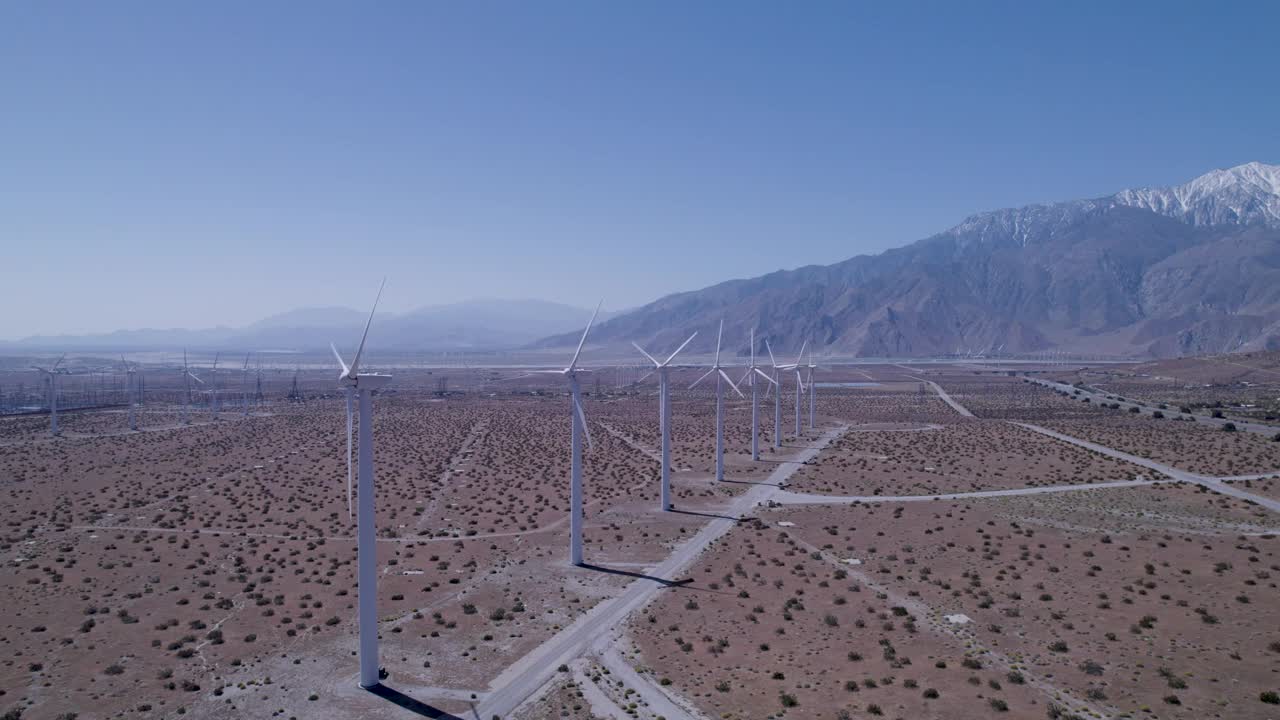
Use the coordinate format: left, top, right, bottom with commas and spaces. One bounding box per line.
633, 331, 697, 510
241, 353, 251, 417
778, 342, 807, 438
807, 346, 817, 431
182, 350, 203, 425
738, 330, 776, 460
121, 356, 138, 431
31, 354, 66, 436
331, 279, 391, 690
691, 320, 744, 482
538, 301, 602, 565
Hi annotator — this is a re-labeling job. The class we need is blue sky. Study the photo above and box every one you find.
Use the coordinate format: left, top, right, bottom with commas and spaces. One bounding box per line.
2, 1, 1277, 339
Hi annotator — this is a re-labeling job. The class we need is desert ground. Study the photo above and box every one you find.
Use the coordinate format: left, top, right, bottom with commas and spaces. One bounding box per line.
2, 357, 1279, 720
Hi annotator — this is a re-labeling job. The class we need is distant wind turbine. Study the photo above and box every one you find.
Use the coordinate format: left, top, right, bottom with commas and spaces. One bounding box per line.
690, 320, 744, 482
633, 330, 697, 510
737, 329, 777, 460
120, 356, 138, 431
182, 350, 204, 425
778, 341, 808, 438
30, 354, 67, 436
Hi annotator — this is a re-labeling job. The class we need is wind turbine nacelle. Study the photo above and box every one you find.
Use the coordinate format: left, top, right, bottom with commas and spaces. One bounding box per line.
342, 374, 392, 390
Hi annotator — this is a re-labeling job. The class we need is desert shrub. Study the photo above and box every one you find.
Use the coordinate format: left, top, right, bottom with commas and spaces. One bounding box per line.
990, 698, 1009, 712
1048, 640, 1069, 653
1261, 691, 1280, 704
1222, 422, 1237, 432
779, 693, 798, 707
1079, 659, 1103, 676
923, 688, 939, 699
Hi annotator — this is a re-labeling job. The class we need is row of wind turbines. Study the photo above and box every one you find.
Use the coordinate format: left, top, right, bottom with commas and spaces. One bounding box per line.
332, 282, 822, 689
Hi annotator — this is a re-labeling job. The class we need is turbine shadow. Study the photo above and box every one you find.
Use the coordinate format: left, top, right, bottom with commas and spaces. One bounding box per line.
579, 563, 692, 587
719, 478, 781, 486
669, 508, 743, 522
365, 683, 465, 719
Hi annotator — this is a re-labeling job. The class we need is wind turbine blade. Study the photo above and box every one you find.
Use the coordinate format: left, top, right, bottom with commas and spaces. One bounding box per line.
755, 367, 777, 385
574, 393, 593, 450
749, 328, 755, 368
53, 354, 66, 371
188, 371, 204, 384
795, 369, 804, 393
632, 342, 661, 368
184, 348, 188, 373
568, 299, 603, 371
765, 339, 778, 368
689, 367, 716, 390
720, 369, 744, 398
714, 320, 723, 366
738, 368, 751, 386
349, 277, 386, 377
794, 340, 808, 367
330, 342, 350, 377
663, 331, 698, 366
636, 368, 656, 384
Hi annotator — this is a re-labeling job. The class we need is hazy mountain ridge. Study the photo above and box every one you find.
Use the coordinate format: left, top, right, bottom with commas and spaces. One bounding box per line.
551, 162, 1280, 359
5, 299, 608, 352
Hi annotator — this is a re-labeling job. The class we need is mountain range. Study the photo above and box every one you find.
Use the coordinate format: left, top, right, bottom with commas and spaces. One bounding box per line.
552, 161, 1280, 359
2, 299, 612, 353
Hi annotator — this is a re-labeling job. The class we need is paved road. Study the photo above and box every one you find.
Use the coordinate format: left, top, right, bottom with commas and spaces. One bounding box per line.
910, 376, 975, 418
1027, 376, 1280, 437
1014, 422, 1280, 514
475, 427, 847, 720
772, 478, 1159, 505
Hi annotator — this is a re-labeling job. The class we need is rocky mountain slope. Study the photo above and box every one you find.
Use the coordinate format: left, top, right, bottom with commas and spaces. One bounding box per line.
551, 162, 1280, 359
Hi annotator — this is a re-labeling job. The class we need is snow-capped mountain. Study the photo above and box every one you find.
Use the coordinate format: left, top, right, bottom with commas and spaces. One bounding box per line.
1115, 161, 1280, 228
541, 162, 1280, 358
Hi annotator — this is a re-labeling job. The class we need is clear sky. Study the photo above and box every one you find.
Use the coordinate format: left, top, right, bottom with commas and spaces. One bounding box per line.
2, 1, 1277, 339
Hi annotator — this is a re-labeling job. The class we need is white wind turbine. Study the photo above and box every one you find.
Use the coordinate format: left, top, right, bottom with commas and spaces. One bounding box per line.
182, 350, 204, 425
31, 354, 67, 436
120, 356, 138, 431
806, 346, 819, 431
777, 341, 808, 438
240, 353, 251, 417
690, 320, 744, 482
764, 340, 783, 449
330, 279, 390, 690
736, 329, 777, 460
210, 353, 221, 416
632, 330, 697, 511
538, 301, 602, 566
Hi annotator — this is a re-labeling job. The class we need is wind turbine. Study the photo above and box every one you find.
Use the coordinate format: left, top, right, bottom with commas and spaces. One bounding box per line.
240, 353, 251, 417
764, 340, 783, 449
690, 320, 744, 482
806, 346, 817, 431
539, 301, 602, 566
31, 354, 66, 436
736, 329, 777, 460
632, 330, 697, 511
210, 353, 221, 416
182, 350, 204, 425
330, 279, 391, 690
120, 356, 138, 431
777, 341, 808, 438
